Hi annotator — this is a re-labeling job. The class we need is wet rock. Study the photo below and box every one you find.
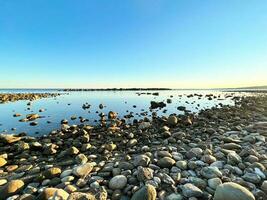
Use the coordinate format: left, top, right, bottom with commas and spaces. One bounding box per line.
108, 111, 117, 119
26, 114, 40, 121
150, 101, 166, 109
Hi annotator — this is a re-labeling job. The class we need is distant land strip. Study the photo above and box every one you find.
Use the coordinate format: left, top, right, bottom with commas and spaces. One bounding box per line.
61, 88, 172, 91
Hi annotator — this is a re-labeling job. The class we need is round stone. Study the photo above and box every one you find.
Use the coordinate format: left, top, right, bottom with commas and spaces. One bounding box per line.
109, 175, 127, 190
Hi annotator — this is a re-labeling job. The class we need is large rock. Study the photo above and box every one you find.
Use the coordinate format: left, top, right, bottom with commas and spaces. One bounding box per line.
131, 185, 156, 200
0, 179, 24, 200
109, 175, 127, 190
72, 162, 93, 177
214, 182, 255, 200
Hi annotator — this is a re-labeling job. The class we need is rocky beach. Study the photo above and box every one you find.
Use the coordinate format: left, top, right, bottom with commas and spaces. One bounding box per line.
0, 93, 266, 200
0, 93, 61, 104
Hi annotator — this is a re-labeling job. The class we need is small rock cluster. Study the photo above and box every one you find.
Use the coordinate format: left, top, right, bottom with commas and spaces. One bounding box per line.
0, 93, 61, 104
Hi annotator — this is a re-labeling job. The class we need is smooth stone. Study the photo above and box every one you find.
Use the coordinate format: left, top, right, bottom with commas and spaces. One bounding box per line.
109, 175, 127, 190
72, 163, 93, 177
214, 182, 255, 200
158, 157, 175, 168
60, 169, 73, 178
176, 160, 187, 170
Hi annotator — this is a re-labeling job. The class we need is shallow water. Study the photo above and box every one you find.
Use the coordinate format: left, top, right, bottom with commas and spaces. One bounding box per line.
0, 89, 249, 136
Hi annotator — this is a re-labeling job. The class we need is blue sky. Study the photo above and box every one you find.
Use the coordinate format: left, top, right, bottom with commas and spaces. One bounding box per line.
0, 0, 266, 88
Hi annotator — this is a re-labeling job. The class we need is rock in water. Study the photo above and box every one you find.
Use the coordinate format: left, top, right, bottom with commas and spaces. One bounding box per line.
109, 175, 127, 190
0, 179, 24, 200
131, 185, 156, 200
214, 182, 255, 200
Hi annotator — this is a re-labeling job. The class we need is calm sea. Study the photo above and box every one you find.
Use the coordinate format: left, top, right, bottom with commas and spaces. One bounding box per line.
0, 89, 251, 136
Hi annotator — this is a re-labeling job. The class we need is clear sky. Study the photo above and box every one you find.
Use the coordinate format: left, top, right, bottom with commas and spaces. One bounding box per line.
0, 0, 267, 89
